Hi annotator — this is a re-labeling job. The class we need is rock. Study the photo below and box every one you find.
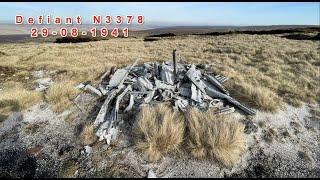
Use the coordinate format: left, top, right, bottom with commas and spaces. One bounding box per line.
297, 150, 314, 163
243, 119, 258, 134
32, 70, 45, 79
74, 170, 79, 177
148, 169, 157, 178
84, 145, 92, 156
35, 78, 53, 91
36, 84, 48, 92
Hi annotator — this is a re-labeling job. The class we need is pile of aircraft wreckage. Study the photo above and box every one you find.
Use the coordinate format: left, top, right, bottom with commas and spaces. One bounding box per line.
77, 50, 256, 145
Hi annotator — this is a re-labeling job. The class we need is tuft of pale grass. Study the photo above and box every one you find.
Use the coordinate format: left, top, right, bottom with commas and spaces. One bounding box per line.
81, 124, 96, 145
133, 103, 185, 162
185, 108, 246, 167
0, 85, 42, 121
46, 81, 79, 113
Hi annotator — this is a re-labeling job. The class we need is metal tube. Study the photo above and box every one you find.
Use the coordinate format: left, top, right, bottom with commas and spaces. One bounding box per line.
173, 49, 177, 77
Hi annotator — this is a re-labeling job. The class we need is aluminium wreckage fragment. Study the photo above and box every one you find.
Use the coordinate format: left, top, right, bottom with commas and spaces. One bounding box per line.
124, 94, 135, 112
205, 87, 256, 115
190, 83, 203, 103
83, 84, 103, 97
185, 64, 207, 93
108, 59, 139, 88
174, 98, 189, 111
160, 62, 175, 85
93, 89, 120, 127
204, 73, 229, 95
137, 76, 154, 91
113, 85, 132, 121
96, 85, 132, 143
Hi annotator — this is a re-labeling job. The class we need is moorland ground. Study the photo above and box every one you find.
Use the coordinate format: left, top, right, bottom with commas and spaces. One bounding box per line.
0, 31, 319, 177
1, 33, 319, 119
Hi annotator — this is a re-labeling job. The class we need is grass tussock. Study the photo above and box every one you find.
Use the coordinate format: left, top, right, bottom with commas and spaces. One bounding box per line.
46, 81, 80, 113
81, 124, 96, 145
0, 85, 42, 121
133, 105, 246, 167
185, 108, 246, 167
133, 104, 185, 162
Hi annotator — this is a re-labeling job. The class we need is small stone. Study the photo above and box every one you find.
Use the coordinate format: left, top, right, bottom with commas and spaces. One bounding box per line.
282, 130, 290, 138
74, 170, 79, 177
148, 169, 157, 178
32, 70, 45, 79
243, 119, 258, 134
36, 84, 48, 92
298, 150, 314, 163
84, 145, 92, 156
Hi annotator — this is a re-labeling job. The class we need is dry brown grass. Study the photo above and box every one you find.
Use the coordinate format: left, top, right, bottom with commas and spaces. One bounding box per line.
59, 161, 79, 178
46, 81, 80, 113
227, 77, 281, 112
80, 123, 96, 145
133, 103, 185, 162
185, 108, 246, 167
0, 82, 42, 121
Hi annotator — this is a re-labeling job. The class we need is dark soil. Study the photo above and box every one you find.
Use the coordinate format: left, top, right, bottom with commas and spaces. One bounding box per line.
0, 148, 37, 178
282, 33, 320, 41
144, 37, 160, 42
146, 33, 176, 38
194, 28, 320, 41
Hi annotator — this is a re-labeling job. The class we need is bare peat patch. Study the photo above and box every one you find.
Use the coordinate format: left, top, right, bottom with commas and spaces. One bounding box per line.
144, 33, 176, 42
55, 35, 101, 43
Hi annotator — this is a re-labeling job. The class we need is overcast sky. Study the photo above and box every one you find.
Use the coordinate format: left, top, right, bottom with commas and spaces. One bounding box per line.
0, 2, 319, 26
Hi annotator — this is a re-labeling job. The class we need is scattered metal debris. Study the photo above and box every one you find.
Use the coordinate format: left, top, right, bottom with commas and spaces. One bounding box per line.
78, 50, 256, 145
